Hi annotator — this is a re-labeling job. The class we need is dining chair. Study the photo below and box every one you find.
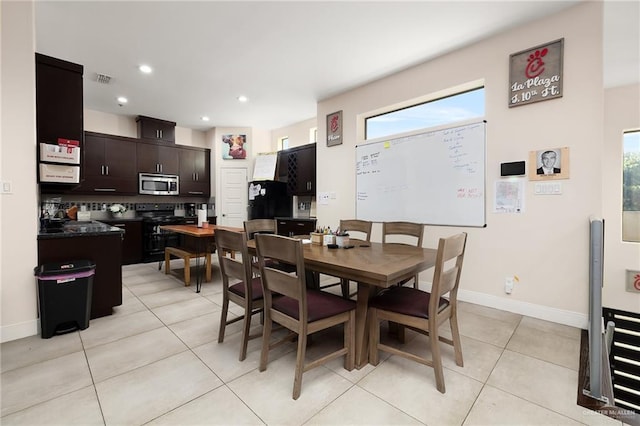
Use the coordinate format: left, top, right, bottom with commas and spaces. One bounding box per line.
382, 221, 425, 288
319, 219, 372, 298
368, 232, 467, 393
243, 219, 296, 274
215, 228, 265, 361
255, 233, 356, 400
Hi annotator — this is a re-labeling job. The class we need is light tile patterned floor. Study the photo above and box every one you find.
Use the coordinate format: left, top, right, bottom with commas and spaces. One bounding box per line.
1, 261, 622, 425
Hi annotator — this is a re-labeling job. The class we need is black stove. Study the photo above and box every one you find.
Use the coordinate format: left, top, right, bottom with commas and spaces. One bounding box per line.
136, 203, 194, 263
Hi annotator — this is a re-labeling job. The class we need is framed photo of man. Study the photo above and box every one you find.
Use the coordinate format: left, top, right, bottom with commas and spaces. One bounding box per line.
529, 147, 570, 180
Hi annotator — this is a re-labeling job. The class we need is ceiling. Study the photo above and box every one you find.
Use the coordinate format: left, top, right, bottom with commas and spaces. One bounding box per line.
33, 1, 638, 132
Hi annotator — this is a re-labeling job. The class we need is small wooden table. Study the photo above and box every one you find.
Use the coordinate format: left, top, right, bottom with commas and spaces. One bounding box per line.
159, 224, 243, 292
248, 239, 437, 368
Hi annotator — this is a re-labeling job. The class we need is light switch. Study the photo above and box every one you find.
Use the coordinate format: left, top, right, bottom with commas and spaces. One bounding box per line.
1, 181, 11, 194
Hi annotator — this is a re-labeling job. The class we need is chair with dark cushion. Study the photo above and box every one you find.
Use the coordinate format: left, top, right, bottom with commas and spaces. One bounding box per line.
368, 232, 467, 394
382, 221, 425, 288
215, 228, 264, 361
319, 219, 373, 298
255, 233, 356, 400
244, 219, 296, 274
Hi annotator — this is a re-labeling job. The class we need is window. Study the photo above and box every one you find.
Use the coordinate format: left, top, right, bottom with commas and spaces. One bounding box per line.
365, 87, 485, 140
623, 130, 640, 242
279, 137, 289, 150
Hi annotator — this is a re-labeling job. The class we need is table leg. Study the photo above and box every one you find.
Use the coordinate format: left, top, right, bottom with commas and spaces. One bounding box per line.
355, 283, 372, 369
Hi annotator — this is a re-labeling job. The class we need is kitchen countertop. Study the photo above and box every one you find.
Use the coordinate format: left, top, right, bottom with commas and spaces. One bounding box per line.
37, 220, 125, 240
275, 217, 317, 221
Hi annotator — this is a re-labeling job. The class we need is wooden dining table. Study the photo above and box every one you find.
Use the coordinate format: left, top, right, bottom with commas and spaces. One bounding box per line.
159, 224, 244, 292
247, 238, 437, 368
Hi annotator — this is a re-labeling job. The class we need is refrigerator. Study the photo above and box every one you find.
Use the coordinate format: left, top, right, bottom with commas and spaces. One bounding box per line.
247, 180, 292, 220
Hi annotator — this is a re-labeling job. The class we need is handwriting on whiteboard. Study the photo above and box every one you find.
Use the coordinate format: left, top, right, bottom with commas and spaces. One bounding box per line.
456, 187, 483, 198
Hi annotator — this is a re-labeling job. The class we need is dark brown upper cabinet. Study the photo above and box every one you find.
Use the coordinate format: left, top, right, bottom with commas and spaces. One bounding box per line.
178, 147, 211, 197
136, 141, 179, 175
136, 116, 176, 144
74, 132, 137, 194
35, 53, 83, 145
285, 144, 316, 196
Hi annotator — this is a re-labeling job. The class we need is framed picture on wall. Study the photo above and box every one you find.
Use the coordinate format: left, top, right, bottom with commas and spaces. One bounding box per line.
222, 134, 247, 160
529, 147, 570, 180
326, 110, 343, 147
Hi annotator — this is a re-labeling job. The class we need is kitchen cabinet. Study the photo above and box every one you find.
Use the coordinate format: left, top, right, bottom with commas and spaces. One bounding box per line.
178, 147, 211, 197
36, 53, 84, 191
137, 141, 179, 175
285, 144, 316, 195
74, 132, 137, 194
35, 53, 83, 146
38, 231, 123, 319
101, 219, 142, 265
136, 115, 176, 143
276, 218, 317, 237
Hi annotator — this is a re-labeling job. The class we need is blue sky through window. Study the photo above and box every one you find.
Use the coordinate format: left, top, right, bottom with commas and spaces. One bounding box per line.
624, 131, 640, 153
366, 88, 485, 140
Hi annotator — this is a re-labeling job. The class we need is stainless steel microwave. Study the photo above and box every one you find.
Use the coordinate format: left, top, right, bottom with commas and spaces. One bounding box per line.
139, 173, 179, 195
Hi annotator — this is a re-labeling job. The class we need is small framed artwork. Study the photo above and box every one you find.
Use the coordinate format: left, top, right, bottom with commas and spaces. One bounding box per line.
326, 110, 343, 147
529, 147, 570, 180
222, 134, 247, 160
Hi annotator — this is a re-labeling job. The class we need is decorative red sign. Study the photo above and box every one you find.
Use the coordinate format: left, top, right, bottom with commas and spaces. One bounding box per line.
509, 39, 563, 107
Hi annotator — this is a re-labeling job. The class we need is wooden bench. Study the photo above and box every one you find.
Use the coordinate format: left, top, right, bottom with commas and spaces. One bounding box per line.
164, 246, 212, 286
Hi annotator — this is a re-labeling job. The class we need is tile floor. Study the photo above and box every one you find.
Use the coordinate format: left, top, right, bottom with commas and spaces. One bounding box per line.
1, 261, 622, 425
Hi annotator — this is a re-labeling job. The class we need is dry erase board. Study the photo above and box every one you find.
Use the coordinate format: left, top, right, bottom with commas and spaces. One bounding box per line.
356, 121, 486, 227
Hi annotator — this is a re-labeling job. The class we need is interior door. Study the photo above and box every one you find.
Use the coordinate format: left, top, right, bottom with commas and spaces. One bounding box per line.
219, 167, 247, 227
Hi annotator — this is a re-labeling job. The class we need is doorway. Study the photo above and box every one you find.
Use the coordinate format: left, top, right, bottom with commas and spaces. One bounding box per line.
218, 167, 248, 227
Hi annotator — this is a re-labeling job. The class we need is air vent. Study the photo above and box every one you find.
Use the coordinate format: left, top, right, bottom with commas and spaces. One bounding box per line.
95, 73, 112, 84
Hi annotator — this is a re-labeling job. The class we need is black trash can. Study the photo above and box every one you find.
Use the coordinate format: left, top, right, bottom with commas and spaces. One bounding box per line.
34, 260, 95, 338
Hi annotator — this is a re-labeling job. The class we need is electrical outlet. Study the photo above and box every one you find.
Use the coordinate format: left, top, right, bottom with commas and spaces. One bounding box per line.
505, 276, 514, 294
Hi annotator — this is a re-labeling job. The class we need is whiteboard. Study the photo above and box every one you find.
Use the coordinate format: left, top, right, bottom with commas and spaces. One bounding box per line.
356, 121, 486, 227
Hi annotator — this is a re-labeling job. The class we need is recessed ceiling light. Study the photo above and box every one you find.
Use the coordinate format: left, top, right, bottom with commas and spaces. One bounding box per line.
117, 96, 128, 105
237, 95, 248, 102
201, 116, 210, 122
139, 64, 152, 74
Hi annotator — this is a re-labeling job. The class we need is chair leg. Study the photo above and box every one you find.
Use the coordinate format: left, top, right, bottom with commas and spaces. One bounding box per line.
429, 324, 445, 393
239, 302, 252, 361
412, 273, 419, 289
368, 308, 380, 365
218, 292, 229, 344
292, 331, 307, 400
449, 313, 464, 367
259, 313, 272, 372
183, 255, 191, 286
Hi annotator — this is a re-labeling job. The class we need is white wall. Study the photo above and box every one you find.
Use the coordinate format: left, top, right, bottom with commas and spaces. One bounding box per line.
603, 83, 640, 313
271, 117, 317, 148
316, 2, 609, 327
84, 109, 207, 148
1, 0, 40, 341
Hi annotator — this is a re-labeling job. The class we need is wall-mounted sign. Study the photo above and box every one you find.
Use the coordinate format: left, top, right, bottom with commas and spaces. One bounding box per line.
326, 110, 343, 147
509, 38, 564, 107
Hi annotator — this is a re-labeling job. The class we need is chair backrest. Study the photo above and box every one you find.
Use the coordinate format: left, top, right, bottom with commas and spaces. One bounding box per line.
244, 219, 277, 240
215, 229, 254, 297
255, 234, 307, 319
339, 219, 372, 242
430, 232, 467, 311
382, 221, 424, 247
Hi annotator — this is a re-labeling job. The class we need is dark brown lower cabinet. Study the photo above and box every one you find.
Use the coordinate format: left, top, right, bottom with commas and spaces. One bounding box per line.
102, 220, 142, 265
276, 218, 317, 237
38, 234, 123, 319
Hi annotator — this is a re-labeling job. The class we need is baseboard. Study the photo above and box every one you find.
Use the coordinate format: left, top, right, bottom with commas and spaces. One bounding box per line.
457, 289, 589, 329
1, 319, 39, 343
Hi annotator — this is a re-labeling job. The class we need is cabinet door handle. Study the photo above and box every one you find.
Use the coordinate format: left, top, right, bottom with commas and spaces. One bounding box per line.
188, 191, 203, 195
105, 165, 109, 175
160, 164, 163, 173
94, 188, 116, 192
101, 165, 105, 175
159, 129, 163, 139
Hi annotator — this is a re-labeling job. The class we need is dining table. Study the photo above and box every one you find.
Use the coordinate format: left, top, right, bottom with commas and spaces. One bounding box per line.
159, 224, 244, 292
247, 238, 437, 368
